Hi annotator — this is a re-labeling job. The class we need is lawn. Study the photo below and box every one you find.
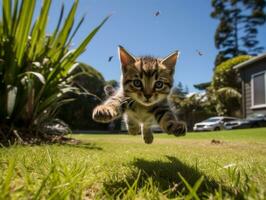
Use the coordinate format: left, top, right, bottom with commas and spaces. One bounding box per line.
0, 128, 266, 199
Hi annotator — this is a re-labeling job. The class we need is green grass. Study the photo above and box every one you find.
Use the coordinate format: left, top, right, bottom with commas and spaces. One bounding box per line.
1, 128, 266, 199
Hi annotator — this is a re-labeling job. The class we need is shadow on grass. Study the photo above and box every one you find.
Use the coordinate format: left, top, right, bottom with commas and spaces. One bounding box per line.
102, 156, 244, 199
59, 142, 103, 150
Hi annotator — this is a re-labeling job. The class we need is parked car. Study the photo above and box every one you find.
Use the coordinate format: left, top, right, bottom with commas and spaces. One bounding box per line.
224, 113, 266, 129
224, 119, 251, 129
193, 116, 238, 132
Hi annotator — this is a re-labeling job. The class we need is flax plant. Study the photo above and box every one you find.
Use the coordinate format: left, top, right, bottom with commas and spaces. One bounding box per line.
0, 0, 109, 143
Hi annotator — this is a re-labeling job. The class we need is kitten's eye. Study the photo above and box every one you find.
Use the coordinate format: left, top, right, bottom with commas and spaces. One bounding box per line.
155, 81, 164, 89
133, 79, 142, 88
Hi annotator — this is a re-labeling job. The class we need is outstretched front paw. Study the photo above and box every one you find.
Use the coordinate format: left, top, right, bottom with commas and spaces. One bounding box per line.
165, 121, 186, 136
92, 105, 119, 123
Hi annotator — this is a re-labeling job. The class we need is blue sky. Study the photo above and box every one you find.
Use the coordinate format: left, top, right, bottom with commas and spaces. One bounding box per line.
71, 0, 221, 92
4, 0, 266, 92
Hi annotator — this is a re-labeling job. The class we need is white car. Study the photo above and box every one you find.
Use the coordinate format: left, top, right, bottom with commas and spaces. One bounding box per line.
193, 117, 238, 131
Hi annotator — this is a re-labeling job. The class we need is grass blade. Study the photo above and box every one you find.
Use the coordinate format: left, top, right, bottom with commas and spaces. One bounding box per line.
2, 158, 16, 199
178, 173, 203, 200
33, 166, 55, 200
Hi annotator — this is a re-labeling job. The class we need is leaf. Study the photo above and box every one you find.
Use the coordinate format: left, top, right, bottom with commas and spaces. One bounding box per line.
2, 0, 12, 35
60, 15, 110, 76
47, 3, 64, 46
47, 15, 110, 82
47, 1, 78, 61
11, 0, 19, 34
66, 15, 85, 47
14, 0, 36, 65
7, 85, 17, 116
28, 0, 51, 59
217, 87, 241, 99
67, 62, 80, 74
0, 0, 109, 133
20, 71, 46, 84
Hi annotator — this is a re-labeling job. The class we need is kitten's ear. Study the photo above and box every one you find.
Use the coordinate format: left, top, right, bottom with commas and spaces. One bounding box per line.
118, 45, 136, 71
161, 51, 180, 70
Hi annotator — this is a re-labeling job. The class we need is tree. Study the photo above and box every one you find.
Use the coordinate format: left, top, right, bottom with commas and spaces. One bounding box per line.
210, 55, 252, 116
193, 82, 211, 91
211, 0, 266, 65
57, 67, 123, 131
105, 80, 119, 88
213, 55, 252, 90
53, 63, 106, 131
170, 93, 216, 130
57, 63, 108, 130
169, 82, 215, 130
171, 82, 188, 98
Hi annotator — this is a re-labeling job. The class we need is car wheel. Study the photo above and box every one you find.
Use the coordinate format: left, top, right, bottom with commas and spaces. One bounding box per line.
214, 127, 220, 131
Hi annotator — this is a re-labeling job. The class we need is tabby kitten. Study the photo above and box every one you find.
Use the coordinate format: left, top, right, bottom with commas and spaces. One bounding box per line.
92, 46, 186, 144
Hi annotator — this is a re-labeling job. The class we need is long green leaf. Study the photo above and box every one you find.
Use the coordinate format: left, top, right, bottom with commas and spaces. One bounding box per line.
56, 0, 77, 45
2, 0, 12, 35
34, 86, 77, 119
7, 85, 17, 116
66, 15, 85, 47
69, 15, 110, 60
60, 15, 110, 76
47, 3, 64, 48
46, 15, 110, 82
28, 0, 51, 60
14, 0, 36, 66
11, 0, 19, 36
48, 1, 78, 61
0, 0, 110, 135
19, 71, 46, 84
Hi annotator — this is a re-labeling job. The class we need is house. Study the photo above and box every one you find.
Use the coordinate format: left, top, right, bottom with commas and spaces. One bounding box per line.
234, 53, 266, 118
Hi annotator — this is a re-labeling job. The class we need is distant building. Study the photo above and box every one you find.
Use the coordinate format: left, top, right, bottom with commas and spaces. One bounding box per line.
234, 53, 266, 117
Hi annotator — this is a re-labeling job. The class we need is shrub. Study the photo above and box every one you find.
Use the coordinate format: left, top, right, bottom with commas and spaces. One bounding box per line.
57, 63, 109, 130
210, 55, 252, 116
0, 0, 109, 144
212, 55, 252, 90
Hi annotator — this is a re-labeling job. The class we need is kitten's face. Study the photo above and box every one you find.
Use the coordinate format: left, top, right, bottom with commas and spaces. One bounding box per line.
119, 46, 179, 106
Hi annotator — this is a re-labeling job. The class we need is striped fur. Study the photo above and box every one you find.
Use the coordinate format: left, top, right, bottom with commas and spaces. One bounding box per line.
92, 46, 186, 144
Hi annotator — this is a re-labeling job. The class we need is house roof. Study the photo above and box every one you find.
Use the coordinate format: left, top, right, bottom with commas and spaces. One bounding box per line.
234, 52, 266, 70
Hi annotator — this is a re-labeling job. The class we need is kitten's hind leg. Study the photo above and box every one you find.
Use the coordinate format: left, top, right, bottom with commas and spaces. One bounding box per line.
152, 104, 186, 136
124, 114, 141, 135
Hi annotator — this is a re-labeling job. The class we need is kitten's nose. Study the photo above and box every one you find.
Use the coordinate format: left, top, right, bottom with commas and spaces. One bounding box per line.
144, 94, 152, 100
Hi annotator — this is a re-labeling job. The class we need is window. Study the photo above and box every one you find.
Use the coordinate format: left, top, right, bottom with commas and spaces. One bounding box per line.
251, 71, 266, 108
223, 118, 236, 122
